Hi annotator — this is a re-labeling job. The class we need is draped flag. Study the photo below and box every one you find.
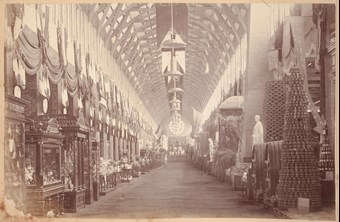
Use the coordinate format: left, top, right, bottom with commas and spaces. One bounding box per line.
155, 123, 162, 139
61, 78, 69, 108
12, 56, 26, 89
37, 5, 49, 47
37, 65, 51, 99
191, 107, 203, 134
282, 16, 323, 133
57, 22, 68, 66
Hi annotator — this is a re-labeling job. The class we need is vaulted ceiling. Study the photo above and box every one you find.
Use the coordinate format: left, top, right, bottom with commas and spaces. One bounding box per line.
79, 3, 250, 129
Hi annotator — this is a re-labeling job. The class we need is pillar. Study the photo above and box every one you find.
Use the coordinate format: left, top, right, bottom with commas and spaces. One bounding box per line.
109, 134, 114, 161
132, 137, 136, 157
114, 136, 119, 161
241, 3, 273, 160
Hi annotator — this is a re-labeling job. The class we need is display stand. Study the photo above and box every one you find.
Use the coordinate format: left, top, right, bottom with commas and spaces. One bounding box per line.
277, 69, 321, 211
25, 116, 65, 216
52, 114, 90, 213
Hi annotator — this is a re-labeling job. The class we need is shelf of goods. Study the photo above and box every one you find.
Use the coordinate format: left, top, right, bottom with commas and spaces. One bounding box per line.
318, 135, 335, 204
263, 80, 287, 142
277, 69, 321, 212
25, 117, 65, 216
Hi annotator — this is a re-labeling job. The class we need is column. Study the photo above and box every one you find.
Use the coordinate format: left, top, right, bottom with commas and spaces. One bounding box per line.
110, 134, 114, 161
114, 136, 119, 161
241, 3, 272, 160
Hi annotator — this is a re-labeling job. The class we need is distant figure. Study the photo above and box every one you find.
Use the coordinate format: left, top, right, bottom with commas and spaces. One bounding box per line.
164, 153, 168, 167
252, 115, 264, 146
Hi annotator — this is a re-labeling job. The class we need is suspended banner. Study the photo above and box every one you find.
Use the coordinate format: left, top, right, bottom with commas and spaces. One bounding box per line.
156, 3, 188, 47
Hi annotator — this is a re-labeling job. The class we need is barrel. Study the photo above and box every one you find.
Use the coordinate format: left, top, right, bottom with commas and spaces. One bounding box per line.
251, 143, 267, 202
264, 140, 283, 196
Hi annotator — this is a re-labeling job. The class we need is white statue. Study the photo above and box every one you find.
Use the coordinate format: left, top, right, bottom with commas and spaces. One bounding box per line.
252, 115, 264, 146
208, 138, 215, 162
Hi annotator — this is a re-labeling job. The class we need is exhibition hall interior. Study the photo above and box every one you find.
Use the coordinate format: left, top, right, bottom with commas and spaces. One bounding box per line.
2, 3, 337, 220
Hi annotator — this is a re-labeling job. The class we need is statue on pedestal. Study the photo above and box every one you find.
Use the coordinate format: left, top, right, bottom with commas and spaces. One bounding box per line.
252, 115, 264, 146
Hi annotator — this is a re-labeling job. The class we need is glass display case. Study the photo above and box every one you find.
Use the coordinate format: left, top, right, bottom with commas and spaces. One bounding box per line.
25, 116, 65, 216
42, 146, 61, 185
25, 144, 36, 185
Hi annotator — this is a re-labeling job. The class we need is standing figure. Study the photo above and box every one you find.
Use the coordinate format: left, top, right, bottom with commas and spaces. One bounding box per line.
252, 115, 264, 146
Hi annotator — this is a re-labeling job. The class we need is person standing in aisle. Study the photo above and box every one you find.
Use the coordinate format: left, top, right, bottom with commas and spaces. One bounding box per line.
164, 152, 168, 168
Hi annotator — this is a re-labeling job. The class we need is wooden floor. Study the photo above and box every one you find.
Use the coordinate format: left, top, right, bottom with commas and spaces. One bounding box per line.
65, 160, 276, 219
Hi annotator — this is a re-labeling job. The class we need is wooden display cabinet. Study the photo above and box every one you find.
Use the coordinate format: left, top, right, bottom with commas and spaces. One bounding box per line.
49, 114, 90, 213
25, 116, 65, 216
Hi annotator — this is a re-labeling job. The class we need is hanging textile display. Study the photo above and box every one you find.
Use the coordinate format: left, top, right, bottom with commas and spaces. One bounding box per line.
36, 4, 50, 48
64, 66, 78, 97
61, 78, 69, 108
80, 50, 86, 79
313, 5, 324, 71
77, 94, 83, 109
12, 55, 26, 89
37, 64, 51, 99
44, 45, 63, 84
13, 11, 23, 41
14, 15, 78, 97
57, 22, 68, 67
15, 26, 42, 75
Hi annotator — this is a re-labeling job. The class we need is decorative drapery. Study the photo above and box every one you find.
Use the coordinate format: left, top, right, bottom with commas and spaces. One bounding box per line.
9, 5, 146, 130
14, 24, 78, 97
15, 26, 42, 75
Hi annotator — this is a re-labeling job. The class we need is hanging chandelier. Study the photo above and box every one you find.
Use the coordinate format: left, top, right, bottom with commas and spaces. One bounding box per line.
169, 111, 184, 135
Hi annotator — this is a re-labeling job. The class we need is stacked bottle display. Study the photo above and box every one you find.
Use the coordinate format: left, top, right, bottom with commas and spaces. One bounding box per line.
263, 80, 286, 142
318, 129, 334, 178
277, 68, 321, 211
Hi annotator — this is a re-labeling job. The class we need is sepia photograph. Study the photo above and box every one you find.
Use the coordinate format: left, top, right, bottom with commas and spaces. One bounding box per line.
0, 1, 338, 221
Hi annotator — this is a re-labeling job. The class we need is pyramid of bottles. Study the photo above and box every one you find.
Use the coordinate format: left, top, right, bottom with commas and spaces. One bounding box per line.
277, 68, 321, 211
264, 80, 286, 142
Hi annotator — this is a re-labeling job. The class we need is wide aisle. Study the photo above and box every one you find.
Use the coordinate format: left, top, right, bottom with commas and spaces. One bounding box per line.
67, 161, 276, 219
